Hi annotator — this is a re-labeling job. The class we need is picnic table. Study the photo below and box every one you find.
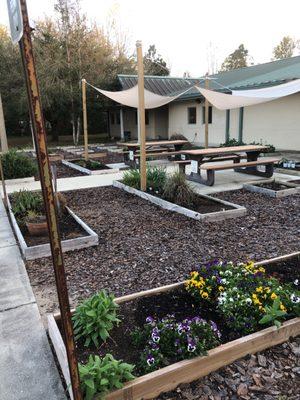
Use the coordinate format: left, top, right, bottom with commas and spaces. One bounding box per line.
117, 140, 188, 166
178, 145, 278, 186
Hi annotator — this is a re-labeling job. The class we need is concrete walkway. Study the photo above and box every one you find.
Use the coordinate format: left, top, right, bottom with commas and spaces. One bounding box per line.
0, 199, 66, 400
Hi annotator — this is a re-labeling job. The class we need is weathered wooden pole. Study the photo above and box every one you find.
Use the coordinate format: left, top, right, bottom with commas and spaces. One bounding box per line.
82, 78, 89, 161
136, 40, 147, 191
18, 1, 82, 399
0, 94, 8, 153
204, 73, 209, 148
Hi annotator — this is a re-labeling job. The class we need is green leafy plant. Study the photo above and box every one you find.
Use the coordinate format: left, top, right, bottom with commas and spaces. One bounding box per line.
1, 149, 37, 179
72, 290, 120, 347
79, 354, 135, 400
122, 167, 166, 193
162, 171, 196, 208
10, 190, 44, 225
74, 159, 106, 170
259, 297, 287, 328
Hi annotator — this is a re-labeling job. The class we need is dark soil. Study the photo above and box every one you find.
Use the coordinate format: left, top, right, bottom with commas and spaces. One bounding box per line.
151, 191, 234, 213
71, 159, 110, 171
51, 161, 86, 178
255, 182, 291, 191
23, 210, 88, 246
26, 186, 300, 316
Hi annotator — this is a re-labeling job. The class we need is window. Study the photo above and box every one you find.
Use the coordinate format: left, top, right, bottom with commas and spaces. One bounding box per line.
202, 106, 213, 124
188, 107, 197, 124
110, 112, 115, 125
135, 110, 149, 125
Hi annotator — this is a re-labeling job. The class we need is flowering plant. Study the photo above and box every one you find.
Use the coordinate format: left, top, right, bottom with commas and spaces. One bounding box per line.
186, 260, 300, 335
131, 314, 220, 373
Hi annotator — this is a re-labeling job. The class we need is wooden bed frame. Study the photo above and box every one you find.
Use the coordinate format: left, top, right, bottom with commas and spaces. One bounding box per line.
48, 251, 300, 400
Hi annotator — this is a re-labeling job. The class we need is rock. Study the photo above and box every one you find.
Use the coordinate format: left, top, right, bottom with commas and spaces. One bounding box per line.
237, 383, 248, 396
257, 354, 267, 367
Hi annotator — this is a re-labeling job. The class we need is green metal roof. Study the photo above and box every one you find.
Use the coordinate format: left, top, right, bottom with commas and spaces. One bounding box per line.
118, 55, 300, 101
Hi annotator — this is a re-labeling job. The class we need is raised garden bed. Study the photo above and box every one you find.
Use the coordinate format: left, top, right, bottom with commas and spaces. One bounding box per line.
243, 178, 300, 198
286, 179, 300, 186
62, 159, 119, 175
48, 253, 300, 400
113, 181, 246, 222
7, 196, 98, 260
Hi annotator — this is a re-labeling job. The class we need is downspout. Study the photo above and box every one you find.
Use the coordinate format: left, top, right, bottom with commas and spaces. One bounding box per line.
225, 109, 230, 143
238, 107, 244, 144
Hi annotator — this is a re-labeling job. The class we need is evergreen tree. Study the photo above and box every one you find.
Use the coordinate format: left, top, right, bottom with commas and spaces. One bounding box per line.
221, 44, 249, 71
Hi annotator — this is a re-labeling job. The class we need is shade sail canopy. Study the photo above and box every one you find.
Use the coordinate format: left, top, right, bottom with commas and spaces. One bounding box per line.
90, 83, 193, 109
196, 78, 300, 110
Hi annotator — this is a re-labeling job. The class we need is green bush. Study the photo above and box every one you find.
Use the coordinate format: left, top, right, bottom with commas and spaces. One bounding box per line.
79, 354, 135, 400
220, 139, 275, 153
1, 149, 37, 179
122, 167, 166, 193
72, 290, 120, 347
162, 171, 196, 208
10, 190, 44, 225
74, 159, 104, 170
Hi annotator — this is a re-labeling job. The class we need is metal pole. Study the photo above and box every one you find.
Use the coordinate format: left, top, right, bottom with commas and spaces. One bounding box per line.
0, 94, 9, 153
82, 78, 88, 161
18, 2, 82, 399
204, 74, 209, 148
136, 40, 146, 191
0, 156, 8, 208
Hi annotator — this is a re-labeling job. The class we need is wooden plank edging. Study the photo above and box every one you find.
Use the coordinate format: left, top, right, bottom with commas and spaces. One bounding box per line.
62, 159, 119, 175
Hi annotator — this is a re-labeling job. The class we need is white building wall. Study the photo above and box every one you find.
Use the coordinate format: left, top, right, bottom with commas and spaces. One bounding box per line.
243, 93, 300, 150
168, 101, 228, 146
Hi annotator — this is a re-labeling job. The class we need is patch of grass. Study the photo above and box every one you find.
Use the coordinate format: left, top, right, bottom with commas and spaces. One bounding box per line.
162, 171, 196, 208
122, 167, 166, 193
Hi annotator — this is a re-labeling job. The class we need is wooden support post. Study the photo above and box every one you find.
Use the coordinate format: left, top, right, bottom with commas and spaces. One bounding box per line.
82, 78, 88, 161
136, 41, 146, 191
0, 94, 8, 153
204, 74, 209, 148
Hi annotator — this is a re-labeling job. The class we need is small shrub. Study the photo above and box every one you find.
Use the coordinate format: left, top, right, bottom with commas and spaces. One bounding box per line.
74, 159, 104, 170
79, 354, 135, 400
10, 190, 44, 225
1, 149, 37, 179
162, 171, 196, 208
122, 167, 166, 193
72, 290, 120, 347
220, 139, 275, 153
131, 314, 220, 373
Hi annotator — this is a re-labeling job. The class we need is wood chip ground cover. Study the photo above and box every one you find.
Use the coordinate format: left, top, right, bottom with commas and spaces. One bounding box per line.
26, 187, 300, 315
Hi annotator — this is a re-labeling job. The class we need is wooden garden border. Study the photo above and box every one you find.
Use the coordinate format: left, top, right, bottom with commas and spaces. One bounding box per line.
243, 178, 300, 198
113, 181, 247, 222
6, 196, 98, 260
48, 252, 300, 400
62, 159, 119, 175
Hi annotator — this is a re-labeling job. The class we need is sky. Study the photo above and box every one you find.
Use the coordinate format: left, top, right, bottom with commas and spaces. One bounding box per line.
1, 0, 300, 77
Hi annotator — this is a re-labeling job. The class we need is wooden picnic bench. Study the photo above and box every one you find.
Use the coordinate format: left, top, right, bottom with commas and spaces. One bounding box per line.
117, 140, 188, 166
181, 145, 278, 186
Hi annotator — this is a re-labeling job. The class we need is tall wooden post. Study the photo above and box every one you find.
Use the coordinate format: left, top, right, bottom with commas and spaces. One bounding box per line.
0, 94, 8, 153
18, 1, 82, 399
204, 74, 209, 148
82, 78, 88, 161
136, 41, 146, 191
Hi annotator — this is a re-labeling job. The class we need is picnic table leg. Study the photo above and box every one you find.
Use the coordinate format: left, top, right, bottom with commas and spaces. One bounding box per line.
185, 157, 215, 186
234, 151, 274, 178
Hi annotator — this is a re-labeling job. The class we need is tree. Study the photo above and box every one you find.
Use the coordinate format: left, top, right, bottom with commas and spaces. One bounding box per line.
273, 36, 295, 60
221, 44, 249, 71
143, 45, 170, 76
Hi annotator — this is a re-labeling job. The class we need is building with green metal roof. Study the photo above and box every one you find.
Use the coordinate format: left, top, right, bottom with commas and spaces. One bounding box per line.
108, 56, 300, 150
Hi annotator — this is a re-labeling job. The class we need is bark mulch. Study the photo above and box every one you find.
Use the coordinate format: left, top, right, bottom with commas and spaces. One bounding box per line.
158, 337, 300, 400
26, 186, 299, 316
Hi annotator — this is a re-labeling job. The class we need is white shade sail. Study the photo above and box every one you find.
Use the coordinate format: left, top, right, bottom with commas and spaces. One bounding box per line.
196, 78, 300, 110
90, 83, 193, 109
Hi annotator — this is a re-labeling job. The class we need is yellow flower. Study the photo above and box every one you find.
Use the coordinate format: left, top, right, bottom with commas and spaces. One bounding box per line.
280, 304, 287, 312
256, 287, 263, 293
265, 287, 271, 294
271, 293, 277, 300
218, 286, 224, 292
252, 293, 258, 299
201, 292, 209, 299
259, 305, 265, 312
